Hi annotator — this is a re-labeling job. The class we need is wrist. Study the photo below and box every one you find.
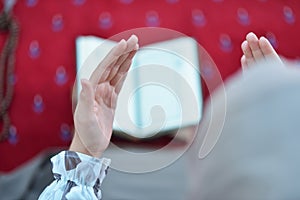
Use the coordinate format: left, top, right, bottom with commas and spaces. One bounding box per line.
69, 132, 103, 158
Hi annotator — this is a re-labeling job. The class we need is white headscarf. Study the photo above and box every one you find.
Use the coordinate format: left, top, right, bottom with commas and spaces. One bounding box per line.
188, 59, 300, 200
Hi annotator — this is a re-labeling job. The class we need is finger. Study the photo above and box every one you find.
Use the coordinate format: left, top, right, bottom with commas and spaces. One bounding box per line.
104, 53, 132, 82
259, 36, 279, 58
104, 36, 139, 82
110, 50, 137, 91
114, 73, 128, 95
113, 60, 135, 94
241, 55, 247, 69
89, 39, 127, 86
117, 49, 137, 74
105, 46, 138, 82
241, 40, 252, 58
79, 79, 95, 111
246, 32, 264, 61
125, 35, 139, 53
241, 40, 255, 66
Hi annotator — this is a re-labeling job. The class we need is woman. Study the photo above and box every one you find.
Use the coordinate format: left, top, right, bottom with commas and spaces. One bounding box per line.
39, 32, 286, 200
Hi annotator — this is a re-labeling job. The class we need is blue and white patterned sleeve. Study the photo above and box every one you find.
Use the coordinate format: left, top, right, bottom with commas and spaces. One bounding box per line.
38, 151, 111, 200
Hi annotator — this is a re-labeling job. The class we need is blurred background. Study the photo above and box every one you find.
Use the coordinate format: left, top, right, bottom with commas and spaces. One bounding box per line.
0, 0, 300, 199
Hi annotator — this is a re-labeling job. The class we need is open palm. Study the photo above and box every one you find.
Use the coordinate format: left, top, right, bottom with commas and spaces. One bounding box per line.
70, 35, 139, 157
241, 32, 282, 69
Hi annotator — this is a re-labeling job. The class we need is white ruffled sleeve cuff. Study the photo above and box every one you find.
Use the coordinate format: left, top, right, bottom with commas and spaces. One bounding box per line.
38, 151, 111, 200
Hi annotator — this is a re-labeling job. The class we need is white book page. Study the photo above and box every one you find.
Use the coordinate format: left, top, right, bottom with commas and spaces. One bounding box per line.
76, 36, 202, 138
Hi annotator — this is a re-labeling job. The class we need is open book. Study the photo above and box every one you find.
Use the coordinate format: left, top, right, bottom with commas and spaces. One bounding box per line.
76, 36, 203, 138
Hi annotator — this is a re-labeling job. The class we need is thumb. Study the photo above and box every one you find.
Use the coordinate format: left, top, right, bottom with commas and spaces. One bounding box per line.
79, 79, 95, 111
